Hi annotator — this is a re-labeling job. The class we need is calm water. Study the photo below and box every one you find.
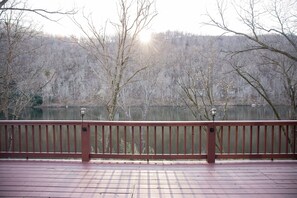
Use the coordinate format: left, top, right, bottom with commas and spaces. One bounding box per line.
20, 105, 290, 120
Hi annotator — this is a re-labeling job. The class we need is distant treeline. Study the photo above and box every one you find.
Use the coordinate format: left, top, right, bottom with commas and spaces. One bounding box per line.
33, 32, 288, 107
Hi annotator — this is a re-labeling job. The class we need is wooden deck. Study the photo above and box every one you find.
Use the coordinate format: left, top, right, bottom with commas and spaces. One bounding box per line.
0, 160, 297, 197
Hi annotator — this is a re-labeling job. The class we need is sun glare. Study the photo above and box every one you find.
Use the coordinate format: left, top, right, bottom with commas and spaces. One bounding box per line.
139, 31, 152, 44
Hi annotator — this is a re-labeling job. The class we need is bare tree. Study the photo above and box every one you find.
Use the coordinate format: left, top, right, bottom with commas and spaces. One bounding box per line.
73, 0, 157, 121
176, 37, 232, 121
0, 5, 56, 120
206, 0, 297, 120
0, 0, 70, 120
0, 0, 77, 120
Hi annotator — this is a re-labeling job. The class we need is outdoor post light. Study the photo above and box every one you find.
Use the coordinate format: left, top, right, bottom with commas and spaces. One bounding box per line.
80, 107, 87, 132
211, 107, 216, 122
210, 107, 216, 132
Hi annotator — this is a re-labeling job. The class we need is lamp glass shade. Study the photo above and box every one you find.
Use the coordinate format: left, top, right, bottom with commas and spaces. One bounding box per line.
211, 108, 216, 116
80, 108, 86, 116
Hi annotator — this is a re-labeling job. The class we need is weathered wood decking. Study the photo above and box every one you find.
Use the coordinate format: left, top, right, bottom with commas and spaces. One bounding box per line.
0, 160, 297, 197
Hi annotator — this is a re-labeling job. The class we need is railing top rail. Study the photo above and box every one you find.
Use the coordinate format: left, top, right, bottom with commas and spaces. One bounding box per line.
213, 120, 297, 126
0, 120, 296, 126
0, 120, 82, 125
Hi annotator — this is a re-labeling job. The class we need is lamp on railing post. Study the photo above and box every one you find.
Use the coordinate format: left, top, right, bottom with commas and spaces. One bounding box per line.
80, 107, 90, 162
80, 107, 87, 132
211, 107, 216, 121
207, 107, 217, 163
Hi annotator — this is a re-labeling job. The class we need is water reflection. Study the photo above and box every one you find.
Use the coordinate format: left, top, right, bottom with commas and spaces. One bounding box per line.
19, 105, 290, 120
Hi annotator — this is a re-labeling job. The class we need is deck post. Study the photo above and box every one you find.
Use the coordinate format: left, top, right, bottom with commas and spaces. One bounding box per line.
207, 124, 216, 163
81, 124, 90, 162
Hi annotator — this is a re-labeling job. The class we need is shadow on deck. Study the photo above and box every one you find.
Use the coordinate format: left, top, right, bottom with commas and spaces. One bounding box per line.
0, 159, 297, 197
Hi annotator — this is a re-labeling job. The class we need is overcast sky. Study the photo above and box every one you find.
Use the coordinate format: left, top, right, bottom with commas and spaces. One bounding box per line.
27, 0, 224, 36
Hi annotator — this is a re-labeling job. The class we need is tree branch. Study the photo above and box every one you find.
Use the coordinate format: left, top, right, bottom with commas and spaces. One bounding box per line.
0, 1, 77, 21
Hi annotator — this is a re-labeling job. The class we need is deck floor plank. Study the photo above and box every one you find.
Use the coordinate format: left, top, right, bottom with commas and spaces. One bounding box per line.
0, 160, 296, 197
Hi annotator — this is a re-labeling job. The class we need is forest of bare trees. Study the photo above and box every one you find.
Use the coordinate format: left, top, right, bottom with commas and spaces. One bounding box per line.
0, 0, 296, 120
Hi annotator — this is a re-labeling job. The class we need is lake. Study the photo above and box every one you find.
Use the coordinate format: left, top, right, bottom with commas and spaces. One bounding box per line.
20, 105, 290, 120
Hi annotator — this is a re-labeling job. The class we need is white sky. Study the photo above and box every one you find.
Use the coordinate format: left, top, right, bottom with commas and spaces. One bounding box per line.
27, 0, 228, 37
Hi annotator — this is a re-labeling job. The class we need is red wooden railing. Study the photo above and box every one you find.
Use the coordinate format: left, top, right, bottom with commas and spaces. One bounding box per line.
87, 121, 208, 161
215, 121, 297, 160
0, 121, 82, 159
0, 120, 296, 163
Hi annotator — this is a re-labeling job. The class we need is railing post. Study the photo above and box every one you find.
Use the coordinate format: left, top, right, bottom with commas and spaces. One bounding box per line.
207, 124, 216, 163
81, 124, 90, 162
